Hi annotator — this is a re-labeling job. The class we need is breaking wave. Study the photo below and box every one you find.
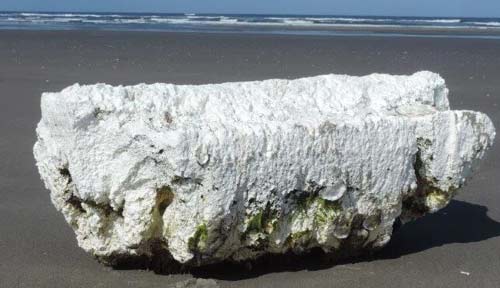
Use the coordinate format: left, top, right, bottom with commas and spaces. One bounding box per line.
1, 12, 499, 32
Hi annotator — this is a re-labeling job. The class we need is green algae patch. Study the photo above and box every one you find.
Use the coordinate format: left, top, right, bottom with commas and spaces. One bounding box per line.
314, 202, 341, 225
188, 223, 208, 252
240, 203, 280, 249
285, 229, 312, 248
245, 202, 278, 235
247, 211, 264, 233
425, 188, 454, 211
294, 194, 342, 226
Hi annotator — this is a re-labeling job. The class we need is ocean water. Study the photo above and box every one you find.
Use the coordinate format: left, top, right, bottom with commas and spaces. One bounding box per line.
1, 12, 500, 37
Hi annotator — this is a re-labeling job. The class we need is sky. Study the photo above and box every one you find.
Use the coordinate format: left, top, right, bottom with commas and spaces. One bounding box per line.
0, 0, 499, 18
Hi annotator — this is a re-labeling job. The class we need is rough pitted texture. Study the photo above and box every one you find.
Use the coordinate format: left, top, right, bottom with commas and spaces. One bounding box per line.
34, 71, 495, 268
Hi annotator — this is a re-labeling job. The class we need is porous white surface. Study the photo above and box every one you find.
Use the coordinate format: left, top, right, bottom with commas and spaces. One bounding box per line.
34, 71, 495, 266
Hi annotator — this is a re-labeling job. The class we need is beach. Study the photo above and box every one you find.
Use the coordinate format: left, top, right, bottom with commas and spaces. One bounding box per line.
0, 30, 499, 287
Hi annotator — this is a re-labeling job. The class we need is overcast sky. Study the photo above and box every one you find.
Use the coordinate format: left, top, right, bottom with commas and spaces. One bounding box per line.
1, 0, 499, 17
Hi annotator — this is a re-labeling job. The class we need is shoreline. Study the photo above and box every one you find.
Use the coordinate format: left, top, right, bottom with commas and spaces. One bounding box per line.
2, 25, 500, 39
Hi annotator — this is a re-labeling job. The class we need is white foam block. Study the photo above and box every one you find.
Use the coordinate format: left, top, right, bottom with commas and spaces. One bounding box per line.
34, 71, 495, 266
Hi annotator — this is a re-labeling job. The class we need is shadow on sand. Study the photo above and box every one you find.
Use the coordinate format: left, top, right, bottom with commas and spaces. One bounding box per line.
116, 200, 500, 280
376, 199, 500, 260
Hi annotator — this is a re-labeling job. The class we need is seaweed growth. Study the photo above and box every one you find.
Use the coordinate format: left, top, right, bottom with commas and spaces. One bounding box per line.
402, 144, 457, 222
188, 223, 208, 252
286, 183, 343, 226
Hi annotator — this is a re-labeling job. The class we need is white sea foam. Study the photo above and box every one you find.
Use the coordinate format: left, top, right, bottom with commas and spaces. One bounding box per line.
2, 13, 500, 32
306, 17, 392, 23
20, 13, 110, 18
467, 21, 500, 26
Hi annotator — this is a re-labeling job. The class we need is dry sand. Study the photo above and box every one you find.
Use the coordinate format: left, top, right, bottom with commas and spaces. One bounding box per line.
0, 30, 499, 287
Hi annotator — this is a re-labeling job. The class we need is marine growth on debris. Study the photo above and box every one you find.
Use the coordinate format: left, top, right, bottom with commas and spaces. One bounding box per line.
34, 71, 495, 270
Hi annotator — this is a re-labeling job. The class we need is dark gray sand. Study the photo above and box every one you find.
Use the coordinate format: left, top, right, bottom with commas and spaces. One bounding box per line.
1, 30, 499, 288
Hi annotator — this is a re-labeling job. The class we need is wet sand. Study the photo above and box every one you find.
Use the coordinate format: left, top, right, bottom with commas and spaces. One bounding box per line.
0, 30, 499, 287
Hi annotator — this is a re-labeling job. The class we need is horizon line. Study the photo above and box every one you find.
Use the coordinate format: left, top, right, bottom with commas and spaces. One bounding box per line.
0, 10, 498, 19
